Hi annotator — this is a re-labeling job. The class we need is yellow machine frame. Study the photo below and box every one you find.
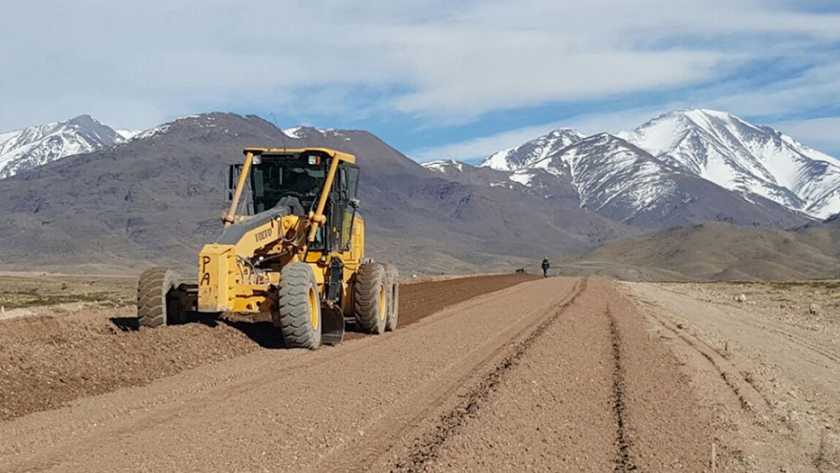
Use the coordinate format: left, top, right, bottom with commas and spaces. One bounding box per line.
196, 147, 364, 316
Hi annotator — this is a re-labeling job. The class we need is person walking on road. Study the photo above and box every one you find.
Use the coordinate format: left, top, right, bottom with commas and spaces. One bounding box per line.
541, 257, 550, 278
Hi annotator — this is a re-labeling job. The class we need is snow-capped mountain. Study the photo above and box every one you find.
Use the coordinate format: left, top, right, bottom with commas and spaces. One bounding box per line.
452, 109, 839, 224
0, 115, 127, 179
618, 109, 840, 219
471, 127, 689, 221
528, 134, 681, 217
481, 129, 585, 171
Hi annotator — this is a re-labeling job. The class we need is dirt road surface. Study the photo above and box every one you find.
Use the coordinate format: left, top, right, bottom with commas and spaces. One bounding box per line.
1, 275, 836, 472
0, 276, 713, 472
0, 274, 535, 421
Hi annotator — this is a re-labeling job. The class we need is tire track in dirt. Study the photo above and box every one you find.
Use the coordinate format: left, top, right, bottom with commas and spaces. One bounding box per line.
744, 321, 840, 365
624, 283, 840, 472
386, 278, 713, 473
606, 284, 715, 472
652, 285, 840, 366
607, 308, 636, 472
389, 279, 587, 473
643, 305, 772, 413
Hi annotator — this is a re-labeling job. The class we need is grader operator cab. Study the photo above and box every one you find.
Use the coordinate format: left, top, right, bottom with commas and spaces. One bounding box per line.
136, 148, 399, 349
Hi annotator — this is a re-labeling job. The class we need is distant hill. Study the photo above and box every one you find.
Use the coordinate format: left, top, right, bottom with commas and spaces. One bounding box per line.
556, 221, 840, 281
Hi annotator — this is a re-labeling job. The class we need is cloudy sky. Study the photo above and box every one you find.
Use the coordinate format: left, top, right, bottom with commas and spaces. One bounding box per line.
1, 0, 839, 162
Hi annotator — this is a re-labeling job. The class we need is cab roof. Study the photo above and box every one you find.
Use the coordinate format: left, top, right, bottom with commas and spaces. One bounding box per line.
243, 147, 356, 164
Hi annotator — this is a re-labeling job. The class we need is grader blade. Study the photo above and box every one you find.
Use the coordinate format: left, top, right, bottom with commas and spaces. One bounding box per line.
321, 306, 345, 346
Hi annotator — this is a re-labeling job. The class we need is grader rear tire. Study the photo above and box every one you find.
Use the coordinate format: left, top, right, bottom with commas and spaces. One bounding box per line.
354, 263, 388, 334
137, 267, 187, 328
384, 264, 399, 332
274, 263, 322, 349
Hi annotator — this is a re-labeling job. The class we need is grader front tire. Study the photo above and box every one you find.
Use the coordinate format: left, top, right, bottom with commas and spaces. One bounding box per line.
136, 267, 187, 328
354, 263, 388, 334
275, 263, 322, 350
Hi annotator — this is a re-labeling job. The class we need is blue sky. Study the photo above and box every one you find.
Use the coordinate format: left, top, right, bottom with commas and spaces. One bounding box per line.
1, 1, 839, 162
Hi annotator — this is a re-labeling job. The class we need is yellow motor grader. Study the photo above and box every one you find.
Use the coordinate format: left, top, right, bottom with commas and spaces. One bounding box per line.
136, 147, 399, 348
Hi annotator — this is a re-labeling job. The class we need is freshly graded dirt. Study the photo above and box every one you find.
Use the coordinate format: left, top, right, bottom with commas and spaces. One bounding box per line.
0, 273, 535, 422
384, 279, 712, 472
0, 277, 575, 472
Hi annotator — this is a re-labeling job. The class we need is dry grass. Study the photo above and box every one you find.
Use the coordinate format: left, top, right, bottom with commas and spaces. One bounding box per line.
0, 274, 135, 309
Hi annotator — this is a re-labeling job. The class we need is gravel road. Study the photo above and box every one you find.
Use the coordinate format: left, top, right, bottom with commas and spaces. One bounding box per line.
4, 276, 817, 472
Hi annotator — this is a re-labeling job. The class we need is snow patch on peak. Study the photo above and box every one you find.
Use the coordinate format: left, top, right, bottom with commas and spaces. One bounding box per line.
509, 170, 535, 186
422, 159, 465, 173
280, 126, 349, 140
133, 124, 171, 140
619, 109, 840, 218
283, 126, 303, 139
116, 129, 142, 141
480, 148, 516, 171
548, 128, 586, 140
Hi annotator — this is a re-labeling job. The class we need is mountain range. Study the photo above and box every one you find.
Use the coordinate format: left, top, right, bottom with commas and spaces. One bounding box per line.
424, 109, 840, 227
0, 114, 633, 274
0, 115, 139, 179
1, 109, 839, 279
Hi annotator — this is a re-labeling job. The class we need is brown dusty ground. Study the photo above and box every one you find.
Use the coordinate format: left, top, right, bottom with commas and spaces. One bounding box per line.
0, 273, 534, 422
0, 276, 719, 473
624, 281, 840, 472
380, 278, 713, 472
1, 276, 832, 472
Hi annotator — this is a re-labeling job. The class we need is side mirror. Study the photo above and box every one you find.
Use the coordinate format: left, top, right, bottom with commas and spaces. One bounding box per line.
350, 198, 360, 209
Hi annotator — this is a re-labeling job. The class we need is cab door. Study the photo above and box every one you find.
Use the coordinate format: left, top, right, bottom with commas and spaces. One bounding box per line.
329, 163, 360, 254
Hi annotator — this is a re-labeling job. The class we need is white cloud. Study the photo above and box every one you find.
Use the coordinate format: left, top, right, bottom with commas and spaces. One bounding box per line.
0, 1, 838, 131
771, 117, 840, 156
410, 122, 566, 163
408, 106, 675, 162
702, 59, 840, 119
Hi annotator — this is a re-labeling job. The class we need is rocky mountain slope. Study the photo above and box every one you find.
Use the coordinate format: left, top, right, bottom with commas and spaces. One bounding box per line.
426, 109, 838, 228
0, 114, 636, 274
0, 115, 131, 179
